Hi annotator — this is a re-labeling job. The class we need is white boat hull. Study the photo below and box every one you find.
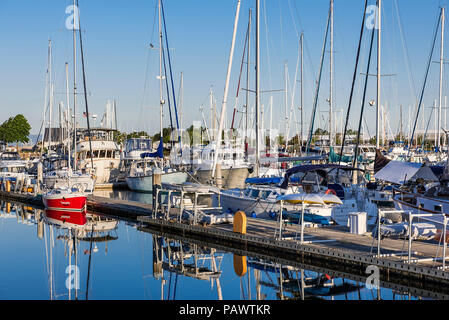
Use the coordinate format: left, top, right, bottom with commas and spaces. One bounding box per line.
126, 171, 188, 193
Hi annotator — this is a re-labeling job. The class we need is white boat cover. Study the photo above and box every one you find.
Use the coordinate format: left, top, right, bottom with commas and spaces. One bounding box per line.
372, 222, 437, 240
374, 161, 438, 184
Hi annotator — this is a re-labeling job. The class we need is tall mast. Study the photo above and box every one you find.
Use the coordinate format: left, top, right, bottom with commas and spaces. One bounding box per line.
300, 33, 304, 151
66, 62, 72, 172
180, 72, 184, 146
255, 0, 260, 176
439, 7, 445, 151
40, 40, 50, 157
329, 0, 334, 148
211, 0, 241, 178
73, 0, 78, 171
210, 87, 214, 141
245, 9, 252, 159
48, 39, 53, 153
376, 0, 382, 148
284, 63, 288, 146
158, 0, 164, 141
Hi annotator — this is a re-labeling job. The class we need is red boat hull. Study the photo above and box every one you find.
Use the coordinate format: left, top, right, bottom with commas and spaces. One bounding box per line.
43, 195, 87, 213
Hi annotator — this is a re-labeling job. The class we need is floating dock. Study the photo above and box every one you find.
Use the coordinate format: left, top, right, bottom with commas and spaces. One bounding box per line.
1, 188, 449, 297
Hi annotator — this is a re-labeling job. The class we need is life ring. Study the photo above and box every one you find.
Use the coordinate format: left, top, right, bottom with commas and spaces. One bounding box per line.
325, 189, 337, 196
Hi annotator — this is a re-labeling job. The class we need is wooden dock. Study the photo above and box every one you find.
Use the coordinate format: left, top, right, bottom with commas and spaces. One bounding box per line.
2, 189, 449, 296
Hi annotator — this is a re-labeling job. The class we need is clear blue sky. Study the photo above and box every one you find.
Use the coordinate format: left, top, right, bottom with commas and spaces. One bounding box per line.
0, 0, 448, 139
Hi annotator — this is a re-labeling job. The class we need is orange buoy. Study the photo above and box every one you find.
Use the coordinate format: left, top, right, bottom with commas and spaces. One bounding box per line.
233, 211, 247, 234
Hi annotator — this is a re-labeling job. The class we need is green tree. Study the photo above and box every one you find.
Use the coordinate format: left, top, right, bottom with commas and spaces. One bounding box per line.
0, 115, 31, 145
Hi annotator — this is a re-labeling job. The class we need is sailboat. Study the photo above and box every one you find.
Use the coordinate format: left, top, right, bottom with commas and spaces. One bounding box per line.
125, 139, 188, 192
125, 0, 188, 192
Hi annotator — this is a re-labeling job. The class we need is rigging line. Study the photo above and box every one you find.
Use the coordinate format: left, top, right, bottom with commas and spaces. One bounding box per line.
287, 41, 301, 142
139, 1, 159, 132
409, 7, 442, 150
393, 0, 418, 114
262, 0, 274, 91
422, 105, 436, 150
278, 0, 285, 61
306, 3, 331, 151
161, 0, 181, 145
76, 0, 95, 172
231, 15, 250, 131
338, 0, 368, 162
291, 0, 318, 85
353, 24, 377, 168
161, 38, 175, 135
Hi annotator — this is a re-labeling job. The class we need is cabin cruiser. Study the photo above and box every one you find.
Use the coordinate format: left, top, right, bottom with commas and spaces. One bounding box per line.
170, 141, 252, 189
75, 128, 121, 184
125, 140, 188, 192
0, 149, 34, 182
41, 153, 95, 193
214, 164, 375, 225
118, 137, 154, 181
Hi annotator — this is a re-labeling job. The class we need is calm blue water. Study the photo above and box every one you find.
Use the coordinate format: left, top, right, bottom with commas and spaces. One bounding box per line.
0, 198, 435, 300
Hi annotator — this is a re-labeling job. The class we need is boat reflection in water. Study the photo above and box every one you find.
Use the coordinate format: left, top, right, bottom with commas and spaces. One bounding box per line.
39, 207, 119, 300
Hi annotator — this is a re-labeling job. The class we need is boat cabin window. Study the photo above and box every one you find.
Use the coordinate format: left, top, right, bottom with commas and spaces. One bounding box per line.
434, 205, 443, 212
100, 150, 106, 158
250, 189, 260, 198
259, 191, 271, 199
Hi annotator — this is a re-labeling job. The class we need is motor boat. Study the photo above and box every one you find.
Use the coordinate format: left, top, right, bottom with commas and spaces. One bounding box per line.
42, 187, 87, 213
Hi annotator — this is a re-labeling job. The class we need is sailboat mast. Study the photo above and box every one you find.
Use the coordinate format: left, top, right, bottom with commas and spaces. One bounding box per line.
376, 0, 382, 148
329, 0, 334, 148
284, 63, 288, 146
73, 0, 78, 171
158, 0, 164, 141
66, 62, 72, 172
245, 9, 252, 159
300, 33, 304, 151
439, 7, 445, 151
40, 41, 50, 157
48, 39, 53, 153
211, 0, 241, 178
255, 0, 260, 176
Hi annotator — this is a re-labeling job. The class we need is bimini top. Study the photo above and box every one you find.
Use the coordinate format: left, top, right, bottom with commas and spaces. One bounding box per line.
279, 164, 364, 189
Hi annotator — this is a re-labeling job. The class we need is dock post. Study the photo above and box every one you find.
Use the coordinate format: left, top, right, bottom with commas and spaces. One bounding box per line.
215, 164, 222, 188
377, 209, 382, 257
37, 162, 43, 193
278, 200, 283, 240
152, 172, 162, 218
194, 192, 198, 225
408, 212, 413, 264
444, 215, 447, 270
166, 190, 172, 220
301, 201, 305, 245
179, 190, 184, 223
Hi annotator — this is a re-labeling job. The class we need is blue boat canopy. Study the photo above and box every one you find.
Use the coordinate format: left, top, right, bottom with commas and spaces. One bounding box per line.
280, 164, 364, 189
141, 139, 164, 159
